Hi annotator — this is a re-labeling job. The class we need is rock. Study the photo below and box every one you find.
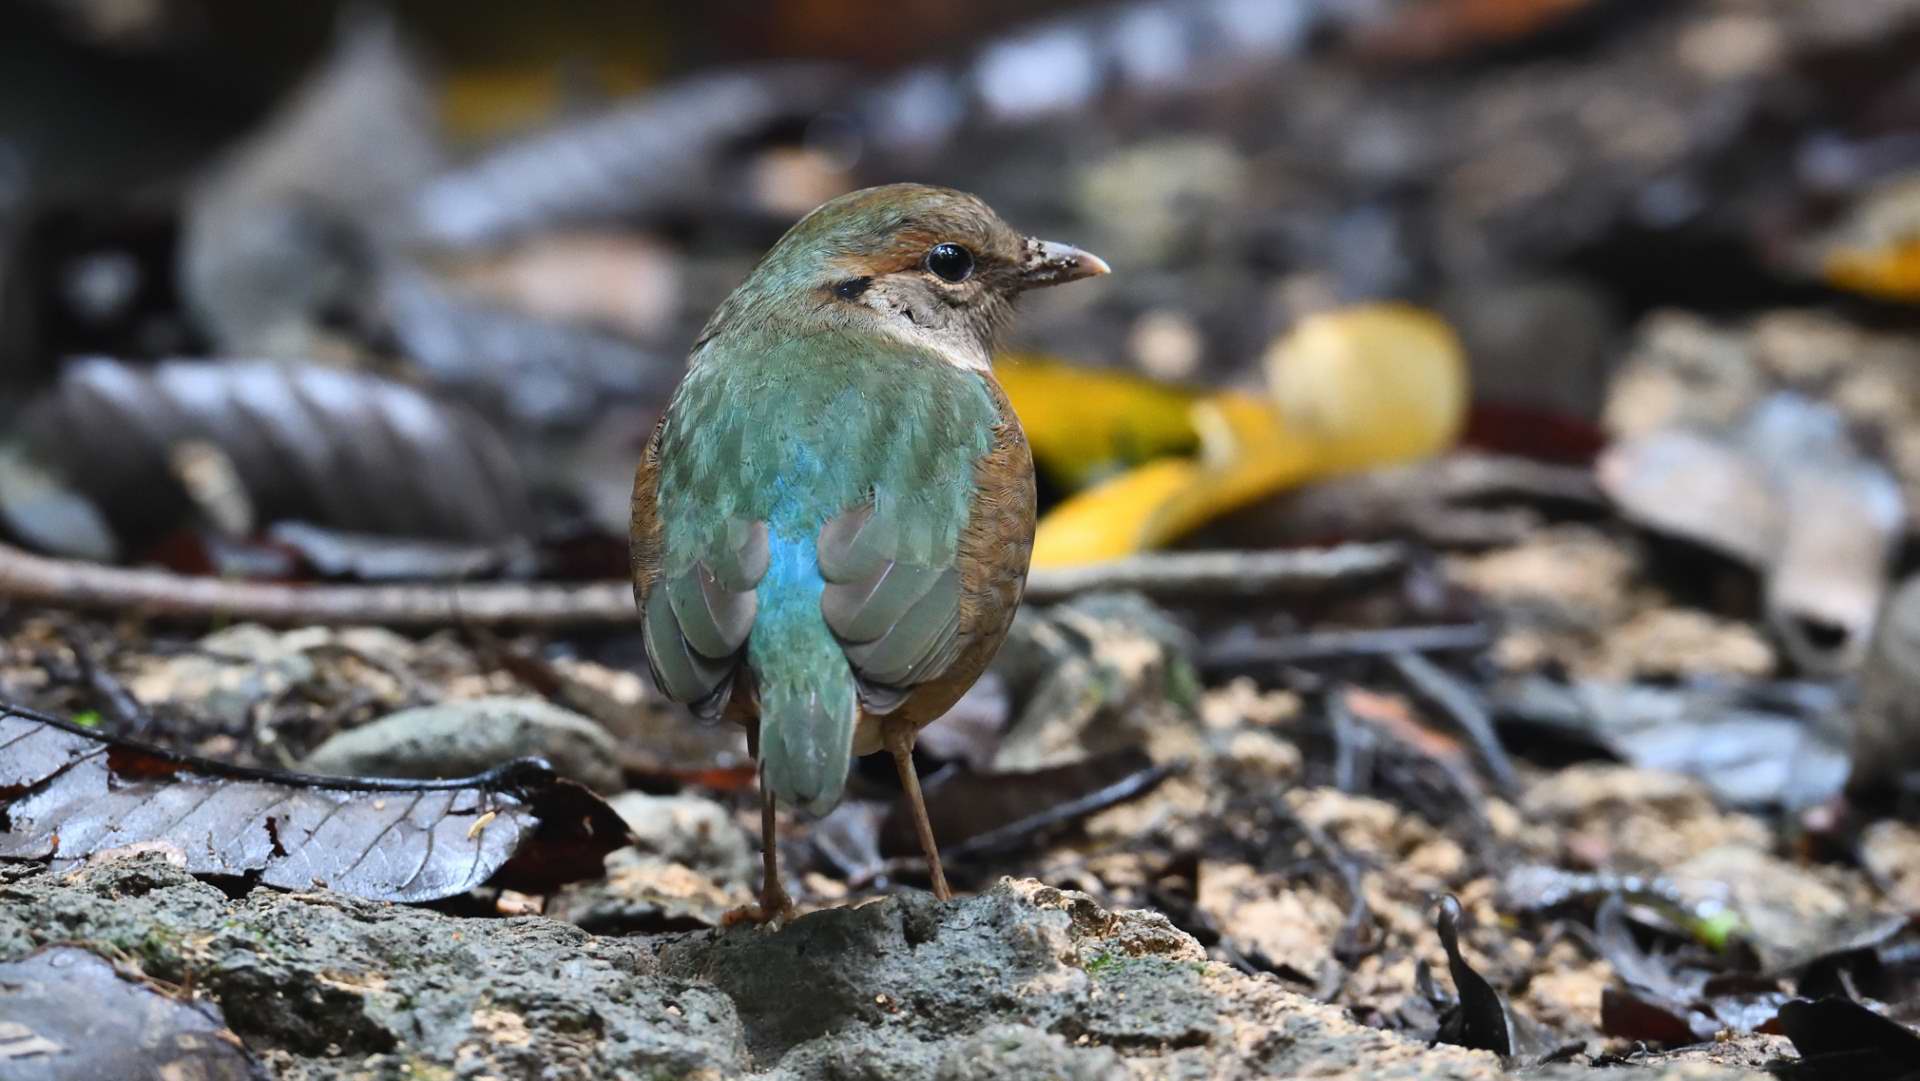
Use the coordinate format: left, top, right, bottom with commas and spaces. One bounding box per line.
0, 855, 1792, 1079
300, 695, 621, 791
0, 856, 750, 1080
545, 791, 760, 933
991, 592, 1199, 772
610, 791, 757, 885
550, 851, 752, 933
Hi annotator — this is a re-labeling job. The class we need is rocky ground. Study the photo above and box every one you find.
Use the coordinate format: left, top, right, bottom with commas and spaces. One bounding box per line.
0, 855, 1782, 1081
0, 547, 1895, 1080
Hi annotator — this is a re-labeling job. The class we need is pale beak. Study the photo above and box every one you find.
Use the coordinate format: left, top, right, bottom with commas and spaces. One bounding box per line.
1019, 238, 1112, 288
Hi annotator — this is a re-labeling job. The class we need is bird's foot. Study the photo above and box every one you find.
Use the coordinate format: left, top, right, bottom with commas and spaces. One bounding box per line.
722, 885, 799, 927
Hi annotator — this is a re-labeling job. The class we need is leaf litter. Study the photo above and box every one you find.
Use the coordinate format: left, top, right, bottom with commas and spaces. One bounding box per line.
0, 704, 628, 901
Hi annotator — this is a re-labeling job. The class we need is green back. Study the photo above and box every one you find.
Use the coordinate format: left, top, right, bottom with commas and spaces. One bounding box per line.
653, 326, 997, 811
656, 328, 996, 569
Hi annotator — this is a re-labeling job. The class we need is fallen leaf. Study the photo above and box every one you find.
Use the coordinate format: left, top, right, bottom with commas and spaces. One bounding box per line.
1432, 894, 1512, 1056
1816, 177, 1920, 303
0, 705, 629, 902
18, 358, 533, 550
1030, 392, 1321, 568
266, 522, 540, 582
1775, 997, 1920, 1081
409, 67, 846, 248
1355, 0, 1601, 60
1030, 304, 1468, 567
1598, 392, 1904, 673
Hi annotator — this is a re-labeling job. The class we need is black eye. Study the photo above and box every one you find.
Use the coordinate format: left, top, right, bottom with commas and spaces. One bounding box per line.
925, 243, 975, 283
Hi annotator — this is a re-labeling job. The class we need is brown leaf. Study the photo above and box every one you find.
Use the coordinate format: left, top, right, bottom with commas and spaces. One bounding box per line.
0, 705, 628, 902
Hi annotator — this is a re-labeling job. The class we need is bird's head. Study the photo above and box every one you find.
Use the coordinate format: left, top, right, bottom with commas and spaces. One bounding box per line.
699, 183, 1109, 369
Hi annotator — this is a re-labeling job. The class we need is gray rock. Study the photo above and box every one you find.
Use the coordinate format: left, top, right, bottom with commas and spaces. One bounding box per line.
611, 790, 757, 885
0, 856, 748, 1079
0, 856, 1772, 1079
300, 695, 622, 792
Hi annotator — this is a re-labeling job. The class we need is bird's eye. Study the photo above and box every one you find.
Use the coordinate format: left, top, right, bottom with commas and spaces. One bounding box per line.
924, 243, 975, 283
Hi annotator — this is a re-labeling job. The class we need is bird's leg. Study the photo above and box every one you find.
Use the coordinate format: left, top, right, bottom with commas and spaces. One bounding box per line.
883, 715, 951, 901
755, 767, 796, 917
724, 721, 796, 926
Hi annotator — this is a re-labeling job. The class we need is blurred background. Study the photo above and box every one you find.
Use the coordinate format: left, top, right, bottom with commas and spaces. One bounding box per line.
6, 0, 1920, 707
17, 2, 1920, 1056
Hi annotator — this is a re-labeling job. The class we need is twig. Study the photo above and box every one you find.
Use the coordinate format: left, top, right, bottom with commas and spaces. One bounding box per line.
1021, 543, 1407, 602
941, 758, 1182, 862
1216, 452, 1604, 549
1329, 691, 1376, 796
0, 541, 1404, 627
1271, 798, 1377, 965
1387, 651, 1520, 797
1203, 623, 1491, 672
0, 541, 636, 626
59, 627, 155, 735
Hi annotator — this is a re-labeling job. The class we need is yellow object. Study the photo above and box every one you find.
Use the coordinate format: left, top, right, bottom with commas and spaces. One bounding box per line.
1825, 238, 1920, 302
1029, 458, 1203, 566
1029, 303, 1469, 568
1265, 303, 1468, 473
996, 356, 1201, 492
1031, 391, 1321, 567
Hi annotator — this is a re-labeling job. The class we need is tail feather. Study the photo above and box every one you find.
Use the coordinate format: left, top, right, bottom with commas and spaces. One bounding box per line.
751, 530, 858, 815
757, 660, 857, 815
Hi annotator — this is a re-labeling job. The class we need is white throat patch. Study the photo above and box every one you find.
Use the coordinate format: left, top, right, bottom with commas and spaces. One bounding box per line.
861, 297, 992, 372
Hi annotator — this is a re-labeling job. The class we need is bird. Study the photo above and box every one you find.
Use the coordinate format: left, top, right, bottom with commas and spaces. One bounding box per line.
630, 183, 1109, 919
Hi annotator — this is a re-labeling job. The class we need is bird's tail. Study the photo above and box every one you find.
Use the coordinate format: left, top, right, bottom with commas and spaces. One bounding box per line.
749, 538, 858, 815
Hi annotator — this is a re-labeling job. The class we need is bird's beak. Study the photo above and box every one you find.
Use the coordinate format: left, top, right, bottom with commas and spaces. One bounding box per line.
1019, 238, 1112, 289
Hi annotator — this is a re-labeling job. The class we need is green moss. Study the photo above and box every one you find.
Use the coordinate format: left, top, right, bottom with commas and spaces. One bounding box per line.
1085, 951, 1211, 985
399, 1059, 455, 1081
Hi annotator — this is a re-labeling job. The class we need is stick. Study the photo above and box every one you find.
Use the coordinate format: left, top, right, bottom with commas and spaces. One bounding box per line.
0, 541, 635, 626
1387, 651, 1520, 797
0, 541, 1405, 627
1202, 623, 1491, 671
1021, 543, 1406, 602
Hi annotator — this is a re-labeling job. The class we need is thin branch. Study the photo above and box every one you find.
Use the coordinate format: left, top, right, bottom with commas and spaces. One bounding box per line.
1387, 650, 1520, 797
1021, 543, 1407, 602
0, 541, 1406, 627
1202, 623, 1491, 672
0, 541, 635, 627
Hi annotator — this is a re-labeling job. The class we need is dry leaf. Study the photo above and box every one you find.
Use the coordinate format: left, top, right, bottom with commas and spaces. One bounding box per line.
0, 706, 629, 902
